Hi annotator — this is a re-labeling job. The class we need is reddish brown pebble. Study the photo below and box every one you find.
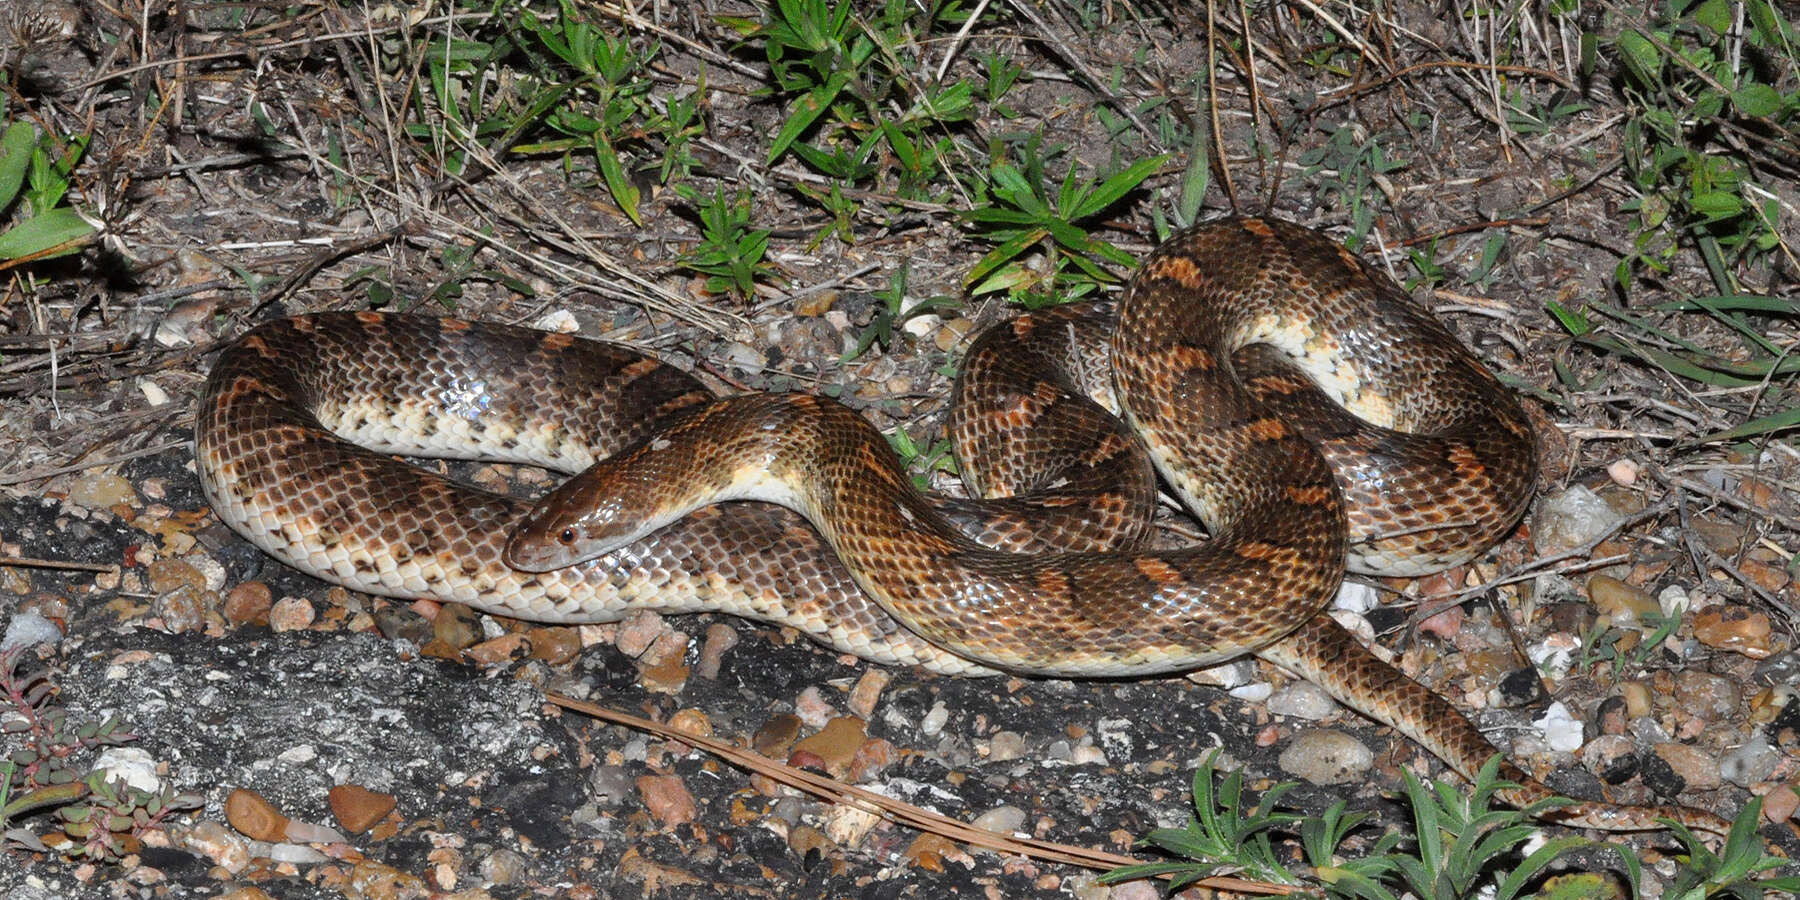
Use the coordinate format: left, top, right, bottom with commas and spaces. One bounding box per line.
528, 626, 583, 664
846, 737, 895, 782
225, 788, 289, 842
1762, 783, 1799, 823
786, 749, 829, 773
791, 717, 866, 776
464, 633, 530, 666
753, 714, 802, 758
268, 596, 316, 632
328, 784, 396, 835
904, 833, 957, 871
432, 603, 482, 650
223, 582, 273, 627
1691, 605, 1773, 659
634, 775, 696, 828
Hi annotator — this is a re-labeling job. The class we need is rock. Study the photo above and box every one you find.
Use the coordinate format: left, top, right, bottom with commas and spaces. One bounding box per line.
847, 669, 891, 719
970, 805, 1026, 835
224, 788, 289, 842
635, 775, 697, 828
1652, 742, 1722, 791
790, 717, 866, 776
987, 731, 1026, 762
694, 623, 738, 678
1266, 681, 1338, 720
268, 596, 315, 632
1718, 734, 1781, 787
1533, 701, 1585, 752
222, 582, 273, 627
181, 820, 251, 874
92, 747, 160, 794
1277, 729, 1373, 785
753, 714, 803, 758
69, 471, 138, 508
1533, 485, 1622, 555
328, 784, 396, 834
1691, 605, 1773, 658
1586, 575, 1659, 624
1673, 671, 1741, 720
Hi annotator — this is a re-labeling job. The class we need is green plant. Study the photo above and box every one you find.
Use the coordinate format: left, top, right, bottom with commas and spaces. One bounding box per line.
1293, 123, 1406, 247
1661, 796, 1800, 899
1575, 611, 1682, 677
1, 646, 201, 862
1604, 1, 1797, 291
675, 185, 777, 299
843, 262, 960, 361
1098, 751, 1304, 890
961, 137, 1166, 306
0, 117, 96, 263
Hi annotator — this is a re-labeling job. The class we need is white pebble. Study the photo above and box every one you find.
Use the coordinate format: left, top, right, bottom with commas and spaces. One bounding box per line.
1532, 701, 1585, 753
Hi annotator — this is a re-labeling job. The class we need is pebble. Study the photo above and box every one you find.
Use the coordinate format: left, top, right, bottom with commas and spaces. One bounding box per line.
694, 623, 738, 678
1277, 729, 1372, 785
464, 633, 529, 666
528, 626, 583, 665
1586, 575, 1659, 624
1533, 485, 1622, 555
225, 788, 289, 843
182, 820, 250, 874
1691, 605, 1773, 658
1593, 695, 1630, 736
614, 610, 669, 658
222, 582, 273, 627
846, 737, 895, 782
635, 775, 697, 828
903, 833, 958, 871
432, 604, 482, 650
1070, 743, 1108, 765
847, 669, 891, 719
919, 700, 950, 736
268, 596, 315, 632
587, 765, 634, 805
970, 805, 1026, 835
789, 823, 835, 868
793, 686, 839, 730
790, 717, 866, 776
1619, 681, 1653, 718
1266, 681, 1338, 720
1, 611, 63, 651
328, 784, 396, 834
148, 558, 206, 594
987, 730, 1026, 762
1673, 671, 1740, 720
1719, 733, 1781, 787
1762, 784, 1800, 823
1656, 584, 1691, 617
480, 848, 529, 886
1579, 734, 1639, 783
92, 747, 160, 794
1533, 701, 1586, 752
1652, 742, 1722, 791
69, 471, 138, 508
753, 714, 803, 758
1606, 459, 1640, 486
821, 804, 880, 846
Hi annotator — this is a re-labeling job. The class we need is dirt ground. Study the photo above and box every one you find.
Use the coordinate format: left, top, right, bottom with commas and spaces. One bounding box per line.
0, 1, 1796, 898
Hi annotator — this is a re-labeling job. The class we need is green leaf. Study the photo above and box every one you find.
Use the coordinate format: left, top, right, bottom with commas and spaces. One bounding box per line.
767, 72, 849, 163
592, 133, 642, 226
1730, 82, 1782, 117
0, 207, 95, 260
1068, 154, 1168, 221
0, 121, 33, 211
1617, 30, 1663, 85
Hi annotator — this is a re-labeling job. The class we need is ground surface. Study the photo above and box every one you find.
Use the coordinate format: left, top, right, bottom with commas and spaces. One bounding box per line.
0, 1, 1797, 898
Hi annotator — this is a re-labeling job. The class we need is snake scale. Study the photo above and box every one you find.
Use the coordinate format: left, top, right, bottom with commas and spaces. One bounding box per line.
196, 216, 1729, 834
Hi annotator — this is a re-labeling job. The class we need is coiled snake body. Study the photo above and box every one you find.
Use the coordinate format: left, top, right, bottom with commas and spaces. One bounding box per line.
197, 217, 1727, 833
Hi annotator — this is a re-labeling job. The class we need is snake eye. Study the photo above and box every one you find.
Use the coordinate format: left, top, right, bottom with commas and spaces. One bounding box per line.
558, 527, 577, 545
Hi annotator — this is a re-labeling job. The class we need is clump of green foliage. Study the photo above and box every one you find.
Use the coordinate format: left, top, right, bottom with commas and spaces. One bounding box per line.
1, 646, 201, 862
